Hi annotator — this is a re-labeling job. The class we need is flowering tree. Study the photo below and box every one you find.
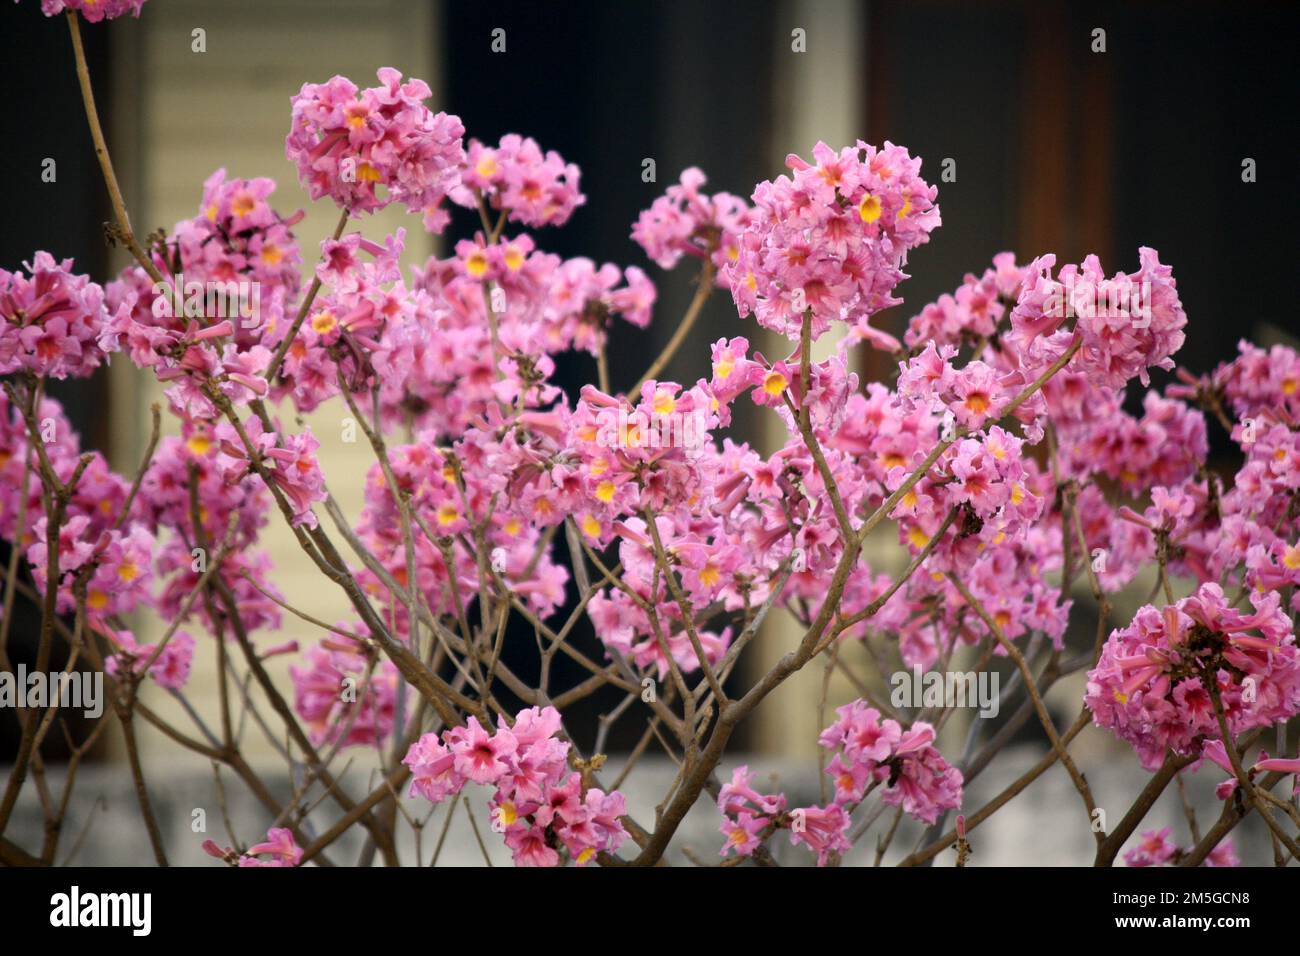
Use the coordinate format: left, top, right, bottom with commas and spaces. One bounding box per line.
2, 0, 1297, 869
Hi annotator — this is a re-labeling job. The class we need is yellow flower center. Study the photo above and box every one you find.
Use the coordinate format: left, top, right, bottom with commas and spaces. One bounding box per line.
497, 800, 518, 826
310, 311, 338, 335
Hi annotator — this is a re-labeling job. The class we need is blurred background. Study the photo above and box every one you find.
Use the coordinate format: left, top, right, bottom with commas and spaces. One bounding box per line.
1, 0, 1297, 864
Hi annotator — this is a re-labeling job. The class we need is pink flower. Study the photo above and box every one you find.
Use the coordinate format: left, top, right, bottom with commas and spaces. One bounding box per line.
459, 134, 585, 228
718, 765, 788, 818
1204, 840, 1240, 867
818, 702, 961, 825
1010, 248, 1186, 388
29, 0, 146, 21
239, 827, 302, 868
150, 632, 195, 690
727, 140, 938, 342
1123, 827, 1178, 867
290, 640, 398, 748
102, 628, 194, 690
446, 716, 516, 784
905, 253, 1020, 348
788, 803, 852, 866
504, 825, 560, 867
1252, 755, 1300, 775
404, 707, 626, 866
819, 700, 899, 764
633, 167, 753, 282
949, 361, 1006, 429
719, 810, 768, 859
403, 734, 465, 803
0, 253, 121, 379
1087, 583, 1300, 770
883, 731, 964, 825
286, 69, 464, 218
214, 416, 326, 529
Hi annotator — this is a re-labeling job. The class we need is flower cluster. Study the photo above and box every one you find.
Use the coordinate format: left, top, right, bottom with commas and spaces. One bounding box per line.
0, 253, 122, 379
904, 252, 1023, 349
458, 134, 585, 229
204, 827, 303, 868
1010, 248, 1187, 388
347, 426, 571, 633
719, 702, 961, 866
0, 392, 155, 625
819, 700, 962, 826
719, 768, 864, 866
290, 638, 399, 748
29, 0, 146, 20
1123, 827, 1238, 867
286, 68, 465, 218
715, 767, 787, 843
404, 707, 628, 866
214, 414, 326, 528
727, 141, 939, 341
108, 169, 304, 336
632, 167, 753, 282
1087, 584, 1300, 770
103, 629, 195, 691
100, 168, 313, 427
5, 21, 1290, 868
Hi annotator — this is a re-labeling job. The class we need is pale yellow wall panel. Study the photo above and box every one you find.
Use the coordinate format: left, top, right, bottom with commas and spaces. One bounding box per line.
115, 0, 439, 765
